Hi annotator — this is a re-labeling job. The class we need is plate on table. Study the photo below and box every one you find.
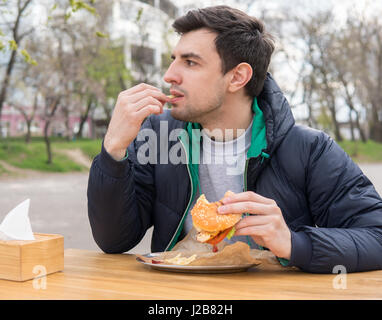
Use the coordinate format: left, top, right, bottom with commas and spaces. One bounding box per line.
136, 252, 260, 274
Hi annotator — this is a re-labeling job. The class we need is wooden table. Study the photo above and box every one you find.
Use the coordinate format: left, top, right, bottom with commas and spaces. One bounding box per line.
0, 248, 381, 299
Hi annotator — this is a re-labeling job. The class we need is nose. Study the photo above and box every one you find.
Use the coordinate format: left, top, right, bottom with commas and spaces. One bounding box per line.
163, 61, 181, 85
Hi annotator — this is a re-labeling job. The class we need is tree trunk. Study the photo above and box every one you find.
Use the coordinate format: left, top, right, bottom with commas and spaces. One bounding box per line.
338, 74, 367, 142
43, 97, 60, 164
25, 119, 32, 144
369, 120, 382, 142
328, 104, 343, 142
325, 88, 343, 142
43, 120, 53, 164
369, 100, 382, 142
321, 70, 343, 141
0, 0, 33, 137
0, 50, 17, 137
355, 112, 367, 143
76, 95, 94, 139
349, 109, 355, 141
305, 82, 318, 129
64, 109, 71, 141
12, 92, 38, 144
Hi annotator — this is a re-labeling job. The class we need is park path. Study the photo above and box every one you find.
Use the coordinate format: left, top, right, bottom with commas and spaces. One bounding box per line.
55, 148, 92, 169
0, 162, 382, 254
0, 150, 96, 251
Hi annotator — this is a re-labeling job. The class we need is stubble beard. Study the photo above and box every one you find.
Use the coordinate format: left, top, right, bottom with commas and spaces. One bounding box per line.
170, 92, 224, 124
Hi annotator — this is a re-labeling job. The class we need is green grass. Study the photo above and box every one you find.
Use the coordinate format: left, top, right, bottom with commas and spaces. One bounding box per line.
53, 138, 102, 159
0, 137, 102, 172
338, 140, 382, 163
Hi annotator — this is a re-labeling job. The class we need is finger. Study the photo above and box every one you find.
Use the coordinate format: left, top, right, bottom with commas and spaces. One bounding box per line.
132, 96, 163, 112
235, 215, 270, 229
128, 88, 169, 104
218, 201, 275, 215
234, 225, 268, 237
221, 191, 275, 205
123, 83, 162, 96
135, 104, 162, 119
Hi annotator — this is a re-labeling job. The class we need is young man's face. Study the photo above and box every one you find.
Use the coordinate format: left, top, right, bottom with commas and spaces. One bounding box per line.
163, 28, 230, 123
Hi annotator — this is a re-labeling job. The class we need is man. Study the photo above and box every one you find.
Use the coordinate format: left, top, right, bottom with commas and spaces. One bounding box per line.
87, 6, 382, 273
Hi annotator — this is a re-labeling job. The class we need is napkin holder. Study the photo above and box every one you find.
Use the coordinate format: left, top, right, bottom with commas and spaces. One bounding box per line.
0, 233, 64, 281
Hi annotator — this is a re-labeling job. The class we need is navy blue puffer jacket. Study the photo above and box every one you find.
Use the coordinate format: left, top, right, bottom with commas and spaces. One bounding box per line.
87, 74, 382, 273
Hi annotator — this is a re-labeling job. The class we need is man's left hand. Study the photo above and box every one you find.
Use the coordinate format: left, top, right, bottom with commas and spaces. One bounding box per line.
218, 191, 291, 259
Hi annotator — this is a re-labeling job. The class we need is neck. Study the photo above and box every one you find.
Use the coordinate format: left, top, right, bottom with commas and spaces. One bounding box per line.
201, 94, 254, 142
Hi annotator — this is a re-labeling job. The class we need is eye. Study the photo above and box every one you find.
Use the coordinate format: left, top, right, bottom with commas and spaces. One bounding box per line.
186, 60, 196, 66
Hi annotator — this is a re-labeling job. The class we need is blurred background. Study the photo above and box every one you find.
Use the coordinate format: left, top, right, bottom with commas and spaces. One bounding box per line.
0, 0, 381, 253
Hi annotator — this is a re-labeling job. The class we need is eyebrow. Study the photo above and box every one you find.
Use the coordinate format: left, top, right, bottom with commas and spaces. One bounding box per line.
171, 52, 204, 62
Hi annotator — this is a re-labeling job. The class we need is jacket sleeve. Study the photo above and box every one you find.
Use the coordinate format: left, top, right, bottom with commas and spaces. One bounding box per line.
288, 132, 382, 273
87, 119, 155, 253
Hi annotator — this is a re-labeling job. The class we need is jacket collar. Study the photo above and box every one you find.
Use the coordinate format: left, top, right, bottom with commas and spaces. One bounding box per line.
179, 73, 295, 163
257, 73, 295, 158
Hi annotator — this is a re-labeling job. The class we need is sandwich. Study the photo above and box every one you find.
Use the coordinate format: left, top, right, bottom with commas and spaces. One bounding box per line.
191, 191, 241, 250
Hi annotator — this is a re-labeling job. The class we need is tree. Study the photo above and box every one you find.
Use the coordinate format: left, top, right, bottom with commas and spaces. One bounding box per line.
343, 12, 382, 142
290, 11, 343, 141
0, 0, 34, 137
0, 0, 99, 139
86, 45, 132, 124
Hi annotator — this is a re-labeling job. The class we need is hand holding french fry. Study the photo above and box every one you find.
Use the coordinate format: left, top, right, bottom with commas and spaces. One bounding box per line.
104, 83, 171, 161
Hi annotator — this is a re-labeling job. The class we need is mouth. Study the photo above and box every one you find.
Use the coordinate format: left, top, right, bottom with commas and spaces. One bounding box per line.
168, 90, 185, 103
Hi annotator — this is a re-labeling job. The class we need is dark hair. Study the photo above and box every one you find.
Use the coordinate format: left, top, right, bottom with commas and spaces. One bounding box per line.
173, 5, 275, 97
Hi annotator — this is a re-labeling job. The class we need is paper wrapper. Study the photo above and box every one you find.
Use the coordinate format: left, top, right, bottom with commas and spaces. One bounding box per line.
139, 227, 295, 270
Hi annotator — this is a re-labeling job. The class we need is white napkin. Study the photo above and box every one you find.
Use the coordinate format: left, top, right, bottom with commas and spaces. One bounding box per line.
0, 199, 35, 241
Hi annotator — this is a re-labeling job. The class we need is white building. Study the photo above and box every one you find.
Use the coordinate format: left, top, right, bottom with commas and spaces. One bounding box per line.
110, 0, 179, 88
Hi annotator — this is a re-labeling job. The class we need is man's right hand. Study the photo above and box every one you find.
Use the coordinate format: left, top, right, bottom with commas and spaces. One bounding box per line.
104, 83, 170, 161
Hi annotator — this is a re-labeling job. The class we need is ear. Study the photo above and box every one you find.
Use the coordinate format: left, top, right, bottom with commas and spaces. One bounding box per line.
227, 63, 253, 94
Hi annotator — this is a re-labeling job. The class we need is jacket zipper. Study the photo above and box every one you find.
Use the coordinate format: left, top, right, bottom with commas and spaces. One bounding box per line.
243, 158, 253, 247
164, 137, 194, 251
243, 159, 249, 192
